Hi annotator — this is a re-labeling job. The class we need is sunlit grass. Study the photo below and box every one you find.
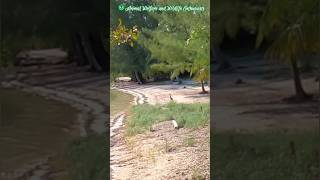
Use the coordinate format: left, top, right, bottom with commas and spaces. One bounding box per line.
126, 102, 209, 136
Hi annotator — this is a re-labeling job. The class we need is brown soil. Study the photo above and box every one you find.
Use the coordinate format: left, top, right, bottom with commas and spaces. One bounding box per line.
111, 82, 210, 180
111, 122, 209, 180
212, 54, 319, 133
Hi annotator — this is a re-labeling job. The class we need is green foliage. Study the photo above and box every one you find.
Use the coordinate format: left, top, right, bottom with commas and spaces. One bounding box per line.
110, 19, 139, 47
110, 42, 150, 79
139, 0, 210, 83
110, 0, 211, 83
212, 0, 265, 46
110, 0, 156, 78
67, 135, 108, 180
126, 102, 209, 136
256, 0, 320, 62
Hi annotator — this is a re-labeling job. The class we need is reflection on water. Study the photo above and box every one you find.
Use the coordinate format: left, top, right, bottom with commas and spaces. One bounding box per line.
0, 88, 79, 176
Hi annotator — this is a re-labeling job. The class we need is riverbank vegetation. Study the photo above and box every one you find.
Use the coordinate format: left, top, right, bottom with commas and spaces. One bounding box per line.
110, 0, 210, 93
126, 102, 209, 136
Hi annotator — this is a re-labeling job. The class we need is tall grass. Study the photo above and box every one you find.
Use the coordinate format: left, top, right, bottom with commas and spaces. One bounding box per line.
66, 134, 108, 180
212, 131, 320, 180
126, 102, 209, 135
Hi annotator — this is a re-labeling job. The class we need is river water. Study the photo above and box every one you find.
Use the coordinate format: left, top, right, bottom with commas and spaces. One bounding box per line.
0, 88, 79, 178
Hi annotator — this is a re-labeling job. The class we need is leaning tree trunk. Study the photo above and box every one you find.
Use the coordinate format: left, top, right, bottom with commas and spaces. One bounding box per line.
70, 31, 108, 72
88, 32, 109, 71
290, 58, 308, 98
79, 32, 103, 72
201, 80, 207, 93
133, 71, 143, 84
70, 33, 88, 66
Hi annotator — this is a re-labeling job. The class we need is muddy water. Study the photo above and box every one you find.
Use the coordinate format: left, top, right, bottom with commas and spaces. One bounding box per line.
0, 88, 79, 178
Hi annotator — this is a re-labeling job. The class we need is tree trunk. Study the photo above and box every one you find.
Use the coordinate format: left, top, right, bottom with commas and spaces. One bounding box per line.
134, 71, 143, 84
71, 33, 87, 66
88, 32, 109, 72
79, 32, 103, 72
290, 58, 308, 98
201, 80, 207, 93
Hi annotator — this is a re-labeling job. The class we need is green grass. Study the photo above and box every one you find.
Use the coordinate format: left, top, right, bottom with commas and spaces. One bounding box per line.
126, 102, 209, 136
212, 131, 320, 180
110, 89, 133, 117
66, 134, 108, 180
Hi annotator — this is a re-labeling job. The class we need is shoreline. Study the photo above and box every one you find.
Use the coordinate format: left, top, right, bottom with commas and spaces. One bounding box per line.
1, 79, 107, 180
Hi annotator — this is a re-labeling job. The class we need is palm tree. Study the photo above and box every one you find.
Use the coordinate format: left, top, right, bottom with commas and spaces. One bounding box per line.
256, 0, 320, 100
187, 18, 210, 93
191, 64, 209, 93
138, 0, 210, 93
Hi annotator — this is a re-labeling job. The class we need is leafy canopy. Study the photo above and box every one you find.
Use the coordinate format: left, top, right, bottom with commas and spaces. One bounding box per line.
256, 0, 320, 62
139, 0, 210, 82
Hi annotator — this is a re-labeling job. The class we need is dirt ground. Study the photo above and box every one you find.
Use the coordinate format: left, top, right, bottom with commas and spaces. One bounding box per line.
113, 81, 210, 105
212, 54, 319, 133
111, 82, 210, 180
